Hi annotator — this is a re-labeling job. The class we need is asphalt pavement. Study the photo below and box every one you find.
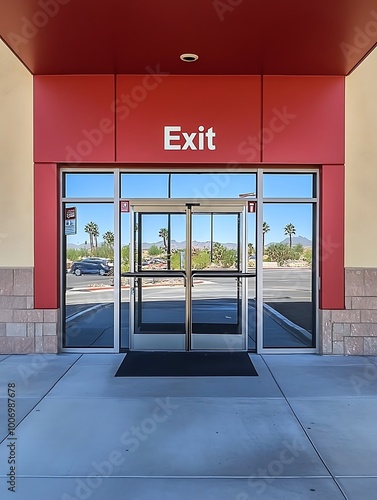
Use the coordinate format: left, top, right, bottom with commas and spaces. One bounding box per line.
65, 269, 313, 348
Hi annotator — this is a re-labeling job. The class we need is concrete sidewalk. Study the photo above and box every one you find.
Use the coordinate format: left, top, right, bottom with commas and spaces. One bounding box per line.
0, 353, 376, 499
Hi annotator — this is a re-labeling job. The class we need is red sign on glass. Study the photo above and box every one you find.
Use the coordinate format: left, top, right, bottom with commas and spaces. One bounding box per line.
120, 201, 130, 212
248, 201, 256, 213
65, 207, 76, 220
65, 207, 77, 235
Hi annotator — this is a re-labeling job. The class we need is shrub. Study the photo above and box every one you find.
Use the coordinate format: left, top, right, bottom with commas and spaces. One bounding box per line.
302, 248, 312, 265
192, 250, 211, 269
148, 244, 161, 256
212, 242, 236, 268
170, 252, 182, 269
265, 243, 292, 266
121, 245, 130, 273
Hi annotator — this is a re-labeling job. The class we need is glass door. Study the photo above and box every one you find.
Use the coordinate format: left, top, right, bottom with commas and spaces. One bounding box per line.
189, 205, 250, 350
125, 199, 253, 351
129, 207, 187, 350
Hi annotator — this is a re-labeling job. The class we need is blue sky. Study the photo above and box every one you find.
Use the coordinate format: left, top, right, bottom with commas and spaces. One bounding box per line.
65, 173, 313, 246
263, 204, 313, 244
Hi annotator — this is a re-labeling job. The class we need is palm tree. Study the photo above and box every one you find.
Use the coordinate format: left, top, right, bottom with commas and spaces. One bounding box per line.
84, 222, 99, 254
92, 223, 99, 250
248, 242, 255, 257
262, 222, 270, 252
84, 222, 94, 253
284, 223, 296, 249
158, 228, 169, 251
103, 230, 114, 250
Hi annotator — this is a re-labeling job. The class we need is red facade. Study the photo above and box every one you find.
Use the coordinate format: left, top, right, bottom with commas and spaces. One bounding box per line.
33, 75, 345, 310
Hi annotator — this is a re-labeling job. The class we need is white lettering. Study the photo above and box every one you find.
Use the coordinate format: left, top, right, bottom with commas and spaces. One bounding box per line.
164, 126, 181, 150
182, 132, 197, 150
205, 126, 216, 150
163, 126, 217, 151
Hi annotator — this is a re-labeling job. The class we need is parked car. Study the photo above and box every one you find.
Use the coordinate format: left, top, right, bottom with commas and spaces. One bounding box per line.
82, 257, 111, 265
70, 261, 110, 276
81, 257, 114, 275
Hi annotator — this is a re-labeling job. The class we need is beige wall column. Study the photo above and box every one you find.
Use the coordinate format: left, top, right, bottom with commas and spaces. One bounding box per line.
321, 47, 377, 355
0, 41, 58, 354
0, 40, 33, 266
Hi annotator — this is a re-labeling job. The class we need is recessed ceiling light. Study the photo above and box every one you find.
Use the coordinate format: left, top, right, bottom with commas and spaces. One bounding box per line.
180, 53, 199, 62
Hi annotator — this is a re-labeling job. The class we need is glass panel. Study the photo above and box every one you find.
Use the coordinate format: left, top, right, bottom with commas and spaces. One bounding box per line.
190, 209, 247, 349
135, 214, 186, 271
262, 203, 315, 348
192, 213, 239, 270
63, 203, 114, 348
121, 173, 169, 198
248, 277, 256, 350
171, 173, 256, 199
263, 173, 314, 198
248, 211, 257, 350
134, 277, 185, 334
192, 277, 242, 336
64, 173, 114, 198
120, 212, 130, 349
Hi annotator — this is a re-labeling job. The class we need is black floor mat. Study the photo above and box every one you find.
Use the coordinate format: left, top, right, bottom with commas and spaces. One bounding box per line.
114, 351, 258, 377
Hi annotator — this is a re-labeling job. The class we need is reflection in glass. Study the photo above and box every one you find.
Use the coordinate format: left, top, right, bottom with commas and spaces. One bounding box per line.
262, 203, 315, 348
134, 277, 185, 335
191, 277, 242, 335
64, 173, 114, 198
63, 203, 114, 348
263, 173, 314, 198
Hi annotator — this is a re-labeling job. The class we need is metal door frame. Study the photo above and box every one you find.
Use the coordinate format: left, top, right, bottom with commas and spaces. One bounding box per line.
126, 199, 252, 351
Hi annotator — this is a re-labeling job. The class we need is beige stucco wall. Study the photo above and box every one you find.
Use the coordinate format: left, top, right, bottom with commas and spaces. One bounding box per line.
345, 47, 377, 268
0, 40, 33, 267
